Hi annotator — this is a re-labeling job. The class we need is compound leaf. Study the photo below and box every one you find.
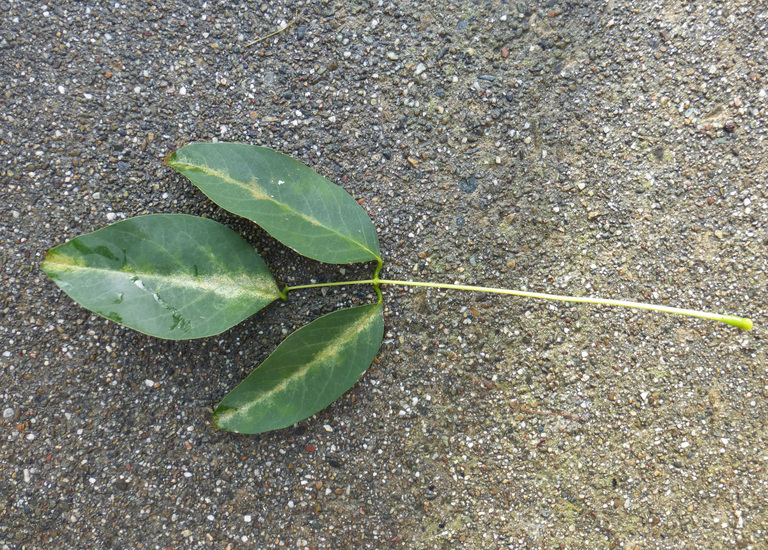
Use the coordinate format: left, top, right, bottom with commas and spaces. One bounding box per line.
212, 302, 384, 434
166, 143, 381, 264
41, 214, 281, 340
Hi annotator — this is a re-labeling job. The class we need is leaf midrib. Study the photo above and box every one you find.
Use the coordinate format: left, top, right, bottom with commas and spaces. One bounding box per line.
43, 257, 280, 301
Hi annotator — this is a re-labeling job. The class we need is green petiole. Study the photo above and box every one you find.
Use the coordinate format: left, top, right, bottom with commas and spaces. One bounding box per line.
282, 277, 753, 331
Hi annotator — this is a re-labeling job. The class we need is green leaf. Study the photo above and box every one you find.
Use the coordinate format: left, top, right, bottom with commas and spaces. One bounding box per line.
166, 143, 381, 264
212, 302, 384, 434
41, 214, 281, 340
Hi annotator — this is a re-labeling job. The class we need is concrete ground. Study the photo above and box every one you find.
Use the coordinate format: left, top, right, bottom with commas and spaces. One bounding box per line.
2, 1, 766, 548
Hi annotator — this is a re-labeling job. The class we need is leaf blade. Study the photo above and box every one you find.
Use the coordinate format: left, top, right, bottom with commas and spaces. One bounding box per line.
41, 214, 281, 340
166, 143, 381, 264
212, 302, 384, 434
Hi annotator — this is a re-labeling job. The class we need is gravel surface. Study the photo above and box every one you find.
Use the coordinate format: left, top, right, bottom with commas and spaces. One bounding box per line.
2, 1, 767, 549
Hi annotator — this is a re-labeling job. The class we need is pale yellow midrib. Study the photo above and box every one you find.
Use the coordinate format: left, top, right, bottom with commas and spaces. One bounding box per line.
46, 259, 279, 300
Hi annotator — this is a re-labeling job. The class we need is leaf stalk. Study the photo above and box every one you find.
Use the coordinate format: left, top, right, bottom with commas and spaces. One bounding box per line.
282, 277, 752, 330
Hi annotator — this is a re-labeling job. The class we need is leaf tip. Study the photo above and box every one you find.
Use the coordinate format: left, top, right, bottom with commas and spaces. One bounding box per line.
211, 405, 239, 432
40, 250, 60, 277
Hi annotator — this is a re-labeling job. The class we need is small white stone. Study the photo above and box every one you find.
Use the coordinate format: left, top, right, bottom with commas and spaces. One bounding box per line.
106, 212, 116, 221
144, 379, 155, 387
179, 86, 187, 95
243, 515, 252, 523
2, 408, 14, 419
323, 424, 333, 433
133, 86, 141, 93
58, 85, 66, 94
207, 514, 214, 521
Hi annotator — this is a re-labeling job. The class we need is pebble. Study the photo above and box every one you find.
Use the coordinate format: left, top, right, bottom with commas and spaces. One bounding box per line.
459, 176, 478, 193
3, 408, 14, 419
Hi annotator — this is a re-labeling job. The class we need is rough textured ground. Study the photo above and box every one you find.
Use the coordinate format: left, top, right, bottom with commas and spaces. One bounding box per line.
2, 1, 767, 549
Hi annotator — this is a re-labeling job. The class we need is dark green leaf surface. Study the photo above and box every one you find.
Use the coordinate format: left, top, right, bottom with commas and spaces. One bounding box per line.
41, 214, 281, 340
212, 302, 384, 434
166, 143, 381, 264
